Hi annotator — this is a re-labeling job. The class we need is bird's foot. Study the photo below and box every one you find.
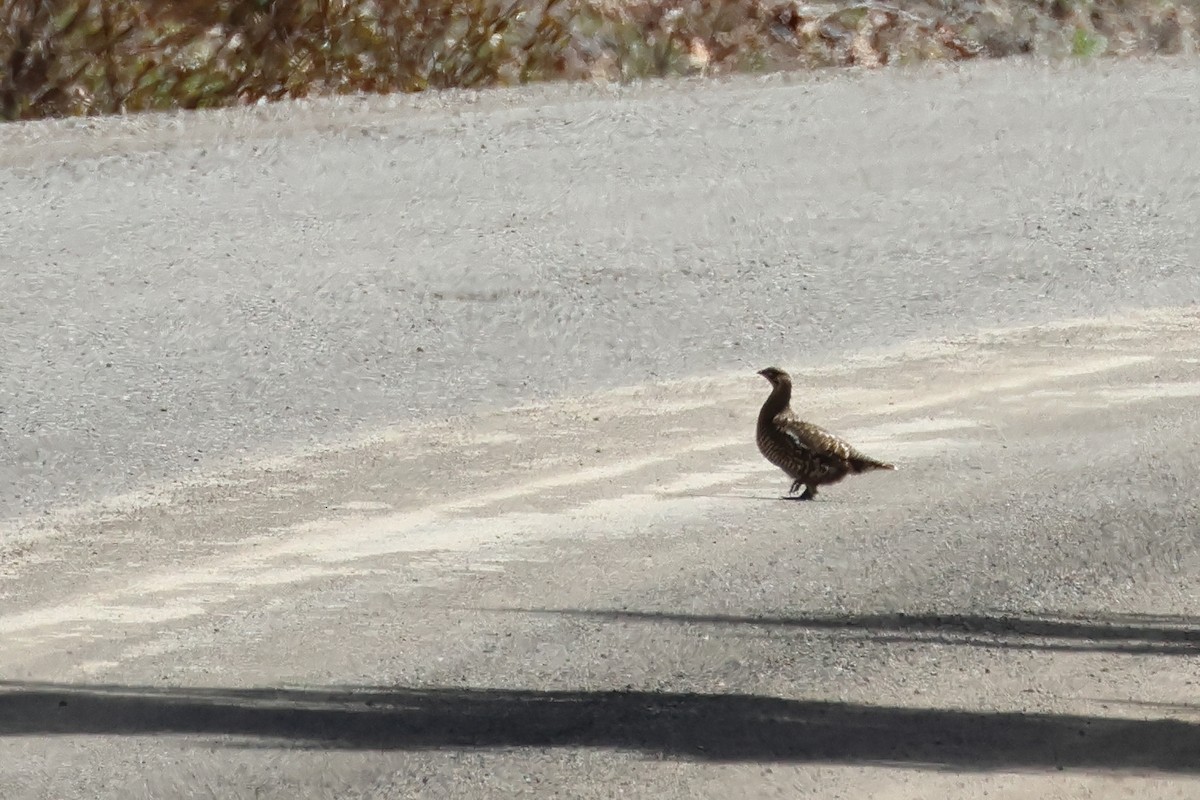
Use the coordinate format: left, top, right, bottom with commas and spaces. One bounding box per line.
783, 481, 817, 501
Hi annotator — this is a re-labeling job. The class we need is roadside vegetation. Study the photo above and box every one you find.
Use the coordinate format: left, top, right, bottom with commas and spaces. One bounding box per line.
2, 0, 1197, 121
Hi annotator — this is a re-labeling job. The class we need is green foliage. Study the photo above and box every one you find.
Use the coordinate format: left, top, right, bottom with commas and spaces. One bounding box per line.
1072, 26, 1109, 56
1, 0, 1197, 121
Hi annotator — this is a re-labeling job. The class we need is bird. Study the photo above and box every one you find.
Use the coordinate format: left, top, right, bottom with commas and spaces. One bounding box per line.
755, 366, 895, 501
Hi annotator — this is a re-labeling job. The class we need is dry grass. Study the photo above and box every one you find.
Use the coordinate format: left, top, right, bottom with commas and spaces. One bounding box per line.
2, 0, 1197, 121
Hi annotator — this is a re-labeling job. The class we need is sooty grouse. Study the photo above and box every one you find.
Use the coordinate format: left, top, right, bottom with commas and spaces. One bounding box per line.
756, 366, 895, 501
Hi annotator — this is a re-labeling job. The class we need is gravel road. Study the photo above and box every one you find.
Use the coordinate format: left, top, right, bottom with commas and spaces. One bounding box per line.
1, 58, 1199, 798
3, 58, 1198, 523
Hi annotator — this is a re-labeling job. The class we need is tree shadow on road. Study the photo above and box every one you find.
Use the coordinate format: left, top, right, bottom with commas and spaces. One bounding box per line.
1, 679, 1197, 772
497, 608, 1200, 656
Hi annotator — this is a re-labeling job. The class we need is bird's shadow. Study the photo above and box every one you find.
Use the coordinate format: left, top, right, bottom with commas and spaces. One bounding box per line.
657, 491, 812, 503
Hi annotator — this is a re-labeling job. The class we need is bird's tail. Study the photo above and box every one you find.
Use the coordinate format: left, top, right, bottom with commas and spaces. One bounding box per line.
849, 455, 896, 473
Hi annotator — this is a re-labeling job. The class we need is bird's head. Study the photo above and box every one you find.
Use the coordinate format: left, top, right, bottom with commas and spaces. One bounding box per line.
757, 366, 791, 387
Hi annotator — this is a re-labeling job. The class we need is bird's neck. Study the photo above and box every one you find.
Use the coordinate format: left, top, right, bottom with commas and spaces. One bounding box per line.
759, 381, 792, 421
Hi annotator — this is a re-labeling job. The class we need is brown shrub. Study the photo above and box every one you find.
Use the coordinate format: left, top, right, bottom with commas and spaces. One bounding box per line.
1, 0, 1197, 122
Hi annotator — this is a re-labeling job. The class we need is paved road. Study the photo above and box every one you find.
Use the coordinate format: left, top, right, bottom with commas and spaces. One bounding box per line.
1, 59, 1199, 798
2, 58, 1199, 523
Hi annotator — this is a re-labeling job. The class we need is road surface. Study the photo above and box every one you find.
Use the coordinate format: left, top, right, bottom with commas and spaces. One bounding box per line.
2, 57, 1199, 522
1, 58, 1199, 798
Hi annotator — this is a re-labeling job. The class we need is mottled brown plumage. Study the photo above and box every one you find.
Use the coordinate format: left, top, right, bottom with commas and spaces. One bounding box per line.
756, 366, 895, 501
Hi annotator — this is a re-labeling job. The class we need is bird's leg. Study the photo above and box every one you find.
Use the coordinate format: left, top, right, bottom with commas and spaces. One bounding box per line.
788, 479, 803, 495
798, 484, 818, 501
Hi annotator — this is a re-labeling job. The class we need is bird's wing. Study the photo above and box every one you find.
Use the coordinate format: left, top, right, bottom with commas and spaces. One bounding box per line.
776, 416, 855, 463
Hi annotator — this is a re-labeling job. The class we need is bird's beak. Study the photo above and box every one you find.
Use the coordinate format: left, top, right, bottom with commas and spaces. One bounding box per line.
756, 368, 769, 378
